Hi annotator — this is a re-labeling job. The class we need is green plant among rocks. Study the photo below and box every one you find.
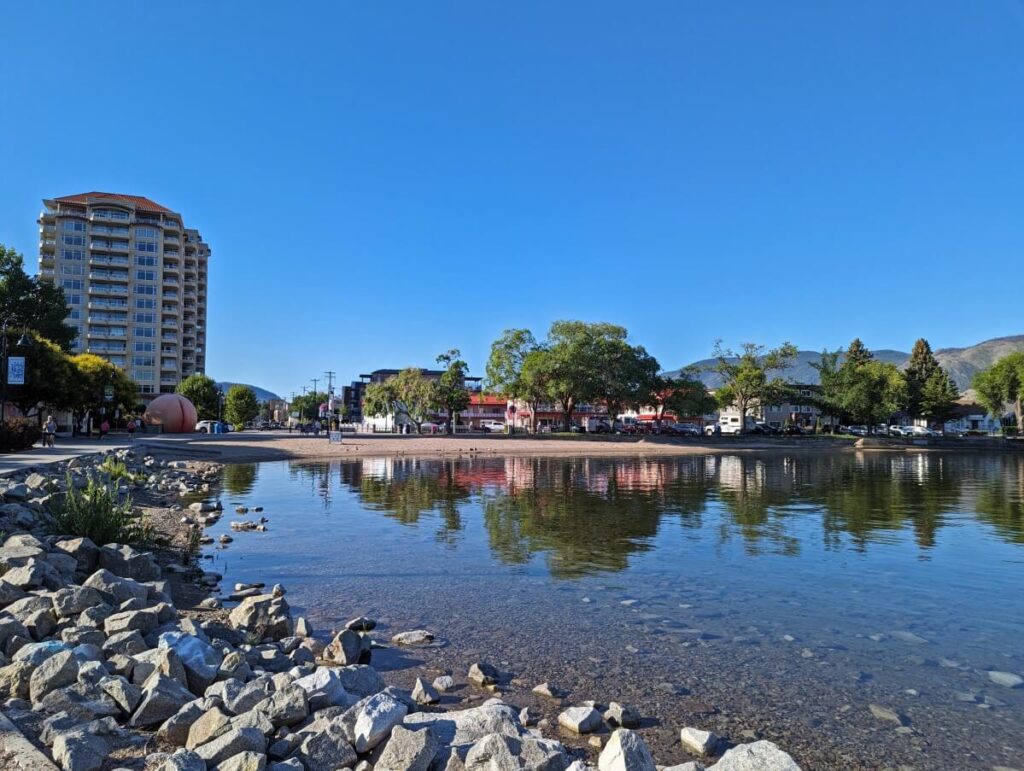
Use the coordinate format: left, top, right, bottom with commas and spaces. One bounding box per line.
48, 473, 154, 546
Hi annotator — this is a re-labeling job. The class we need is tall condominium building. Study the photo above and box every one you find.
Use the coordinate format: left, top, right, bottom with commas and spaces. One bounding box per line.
37, 192, 209, 400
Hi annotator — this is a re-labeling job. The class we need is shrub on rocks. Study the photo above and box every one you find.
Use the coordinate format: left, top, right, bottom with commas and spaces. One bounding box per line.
48, 475, 154, 547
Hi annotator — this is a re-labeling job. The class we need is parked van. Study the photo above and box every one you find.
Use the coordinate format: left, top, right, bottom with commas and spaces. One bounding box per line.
705, 415, 756, 435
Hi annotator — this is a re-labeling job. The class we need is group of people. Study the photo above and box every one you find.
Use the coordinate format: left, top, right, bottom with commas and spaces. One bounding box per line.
39, 415, 145, 448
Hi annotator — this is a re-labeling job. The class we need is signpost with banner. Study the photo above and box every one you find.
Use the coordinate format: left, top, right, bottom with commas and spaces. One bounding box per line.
104, 385, 114, 402
7, 357, 25, 386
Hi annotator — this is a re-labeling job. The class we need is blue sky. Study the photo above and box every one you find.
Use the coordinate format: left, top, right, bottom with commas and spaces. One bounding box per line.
2, 2, 1022, 398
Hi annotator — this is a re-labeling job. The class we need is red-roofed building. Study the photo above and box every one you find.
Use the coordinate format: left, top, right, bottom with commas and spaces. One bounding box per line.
38, 192, 210, 401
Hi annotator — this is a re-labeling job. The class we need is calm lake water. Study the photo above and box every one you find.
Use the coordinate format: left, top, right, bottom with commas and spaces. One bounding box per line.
201, 452, 1024, 770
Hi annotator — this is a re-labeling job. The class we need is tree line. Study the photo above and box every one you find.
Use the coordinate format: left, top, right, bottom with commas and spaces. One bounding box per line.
362, 320, 1024, 435
0, 244, 138, 443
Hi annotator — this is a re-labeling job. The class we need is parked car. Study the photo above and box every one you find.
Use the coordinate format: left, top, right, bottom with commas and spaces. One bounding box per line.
779, 424, 806, 436
752, 423, 778, 435
889, 425, 909, 436
873, 424, 890, 436
671, 422, 701, 436
902, 425, 935, 437
480, 420, 505, 433
196, 420, 230, 434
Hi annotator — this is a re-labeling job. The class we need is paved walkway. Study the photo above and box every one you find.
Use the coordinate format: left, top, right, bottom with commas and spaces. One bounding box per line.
0, 436, 130, 477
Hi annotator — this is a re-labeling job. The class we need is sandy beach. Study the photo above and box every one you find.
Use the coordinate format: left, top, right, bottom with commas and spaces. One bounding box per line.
134, 430, 861, 463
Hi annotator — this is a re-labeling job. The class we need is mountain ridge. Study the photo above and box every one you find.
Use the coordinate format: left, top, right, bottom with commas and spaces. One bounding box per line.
666, 335, 1024, 392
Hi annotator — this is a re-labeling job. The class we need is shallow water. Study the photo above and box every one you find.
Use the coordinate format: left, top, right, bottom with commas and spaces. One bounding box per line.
202, 452, 1024, 770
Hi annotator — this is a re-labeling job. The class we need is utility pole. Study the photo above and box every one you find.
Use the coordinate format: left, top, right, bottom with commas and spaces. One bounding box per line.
324, 370, 336, 425
311, 379, 319, 421
301, 386, 307, 422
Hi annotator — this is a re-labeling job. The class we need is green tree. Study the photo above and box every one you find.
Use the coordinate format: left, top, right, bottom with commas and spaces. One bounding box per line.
904, 338, 957, 422
0, 244, 77, 351
811, 349, 844, 425
711, 341, 798, 433
224, 385, 259, 429
544, 321, 630, 431
837, 357, 907, 427
363, 368, 436, 433
434, 349, 471, 434
175, 374, 220, 421
592, 339, 660, 428
486, 329, 541, 432
650, 367, 716, 426
3, 332, 77, 420
518, 348, 556, 433
291, 391, 328, 422
69, 354, 138, 431
845, 338, 873, 367
972, 352, 1024, 433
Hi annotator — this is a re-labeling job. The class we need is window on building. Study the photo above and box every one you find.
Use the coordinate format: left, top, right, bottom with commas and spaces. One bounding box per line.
134, 255, 157, 266
135, 269, 156, 281
140, 384, 155, 394
134, 342, 155, 352
135, 227, 158, 238
136, 285, 157, 295
134, 312, 155, 324
60, 279, 84, 290
69, 308, 81, 320
132, 356, 155, 367
66, 293, 82, 304
60, 264, 84, 275
135, 298, 156, 308
136, 327, 156, 338
62, 235, 85, 246
60, 249, 85, 260
134, 241, 157, 253
94, 208, 129, 220
132, 369, 155, 381
62, 220, 86, 232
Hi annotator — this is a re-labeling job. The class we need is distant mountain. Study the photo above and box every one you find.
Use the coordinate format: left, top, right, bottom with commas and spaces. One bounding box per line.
667, 335, 1024, 392
215, 382, 282, 403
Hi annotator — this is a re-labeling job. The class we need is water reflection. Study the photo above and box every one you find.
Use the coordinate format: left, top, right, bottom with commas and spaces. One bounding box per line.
259, 453, 1024, 578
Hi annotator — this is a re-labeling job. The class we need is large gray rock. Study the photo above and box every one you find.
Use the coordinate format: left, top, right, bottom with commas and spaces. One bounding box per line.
158, 698, 212, 746
2, 557, 61, 590
100, 674, 142, 714
131, 673, 196, 728
558, 706, 602, 734
0, 579, 27, 610
336, 664, 386, 698
102, 630, 149, 657
132, 647, 189, 691
99, 543, 160, 581
987, 670, 1024, 688
51, 727, 109, 771
104, 608, 159, 636
0, 660, 33, 700
30, 649, 79, 703
227, 594, 292, 640
324, 628, 362, 665
708, 741, 801, 771
53, 537, 99, 575
253, 683, 308, 728
187, 706, 232, 749
404, 702, 523, 747
83, 568, 149, 605
598, 729, 656, 771
377, 724, 441, 771
160, 631, 224, 693
293, 667, 354, 710
295, 723, 357, 771
194, 727, 267, 766
216, 751, 268, 771
412, 677, 440, 705
679, 727, 718, 756
465, 732, 569, 771
51, 586, 105, 619
341, 691, 408, 752
159, 748, 207, 771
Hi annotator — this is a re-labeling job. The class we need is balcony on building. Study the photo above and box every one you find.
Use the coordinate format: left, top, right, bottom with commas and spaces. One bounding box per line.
87, 298, 128, 310
88, 284, 128, 296
90, 254, 130, 266
89, 240, 129, 253
87, 326, 127, 339
164, 250, 180, 259
87, 342, 127, 354
88, 269, 129, 282
40, 239, 56, 251
163, 219, 180, 231
161, 320, 179, 330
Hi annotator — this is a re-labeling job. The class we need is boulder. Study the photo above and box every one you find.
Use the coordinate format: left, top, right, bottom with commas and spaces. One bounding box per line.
83, 568, 149, 606
679, 727, 718, 756
216, 751, 268, 771
377, 724, 440, 771
987, 670, 1023, 689
469, 662, 499, 686
228, 594, 292, 641
253, 683, 308, 728
2, 558, 61, 590
100, 675, 142, 714
29, 649, 79, 703
160, 631, 224, 693
187, 706, 232, 749
391, 629, 434, 645
131, 673, 196, 728
404, 702, 523, 747
412, 676, 440, 705
51, 586, 105, 619
52, 728, 109, 771
294, 667, 354, 710
558, 706, 602, 734
324, 628, 362, 665
336, 664, 386, 698
604, 703, 640, 729
102, 630, 149, 657
104, 609, 159, 636
159, 748, 207, 771
465, 732, 569, 771
708, 741, 801, 771
159, 699, 212, 747
194, 726, 267, 766
53, 537, 99, 574
295, 722, 357, 771
0, 579, 27, 610
598, 729, 656, 771
14, 639, 70, 666
433, 675, 456, 692
341, 691, 408, 752
0, 661, 33, 699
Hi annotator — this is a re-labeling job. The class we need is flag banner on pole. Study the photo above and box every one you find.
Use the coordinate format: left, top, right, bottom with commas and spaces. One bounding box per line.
7, 357, 25, 385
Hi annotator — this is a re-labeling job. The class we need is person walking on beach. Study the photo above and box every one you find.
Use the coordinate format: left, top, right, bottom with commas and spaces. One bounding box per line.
43, 415, 57, 448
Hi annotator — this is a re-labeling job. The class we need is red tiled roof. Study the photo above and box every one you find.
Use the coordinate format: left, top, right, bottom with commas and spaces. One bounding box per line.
54, 192, 174, 214
471, 393, 507, 406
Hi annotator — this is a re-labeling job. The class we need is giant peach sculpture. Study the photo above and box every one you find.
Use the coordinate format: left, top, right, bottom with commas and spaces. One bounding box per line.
143, 393, 198, 433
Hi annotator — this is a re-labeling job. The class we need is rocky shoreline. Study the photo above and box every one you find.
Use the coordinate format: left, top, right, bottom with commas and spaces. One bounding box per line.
0, 448, 804, 771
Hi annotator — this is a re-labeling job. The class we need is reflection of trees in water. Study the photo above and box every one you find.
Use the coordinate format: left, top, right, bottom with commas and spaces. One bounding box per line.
222, 463, 258, 496
974, 455, 1024, 544
312, 452, 1024, 578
